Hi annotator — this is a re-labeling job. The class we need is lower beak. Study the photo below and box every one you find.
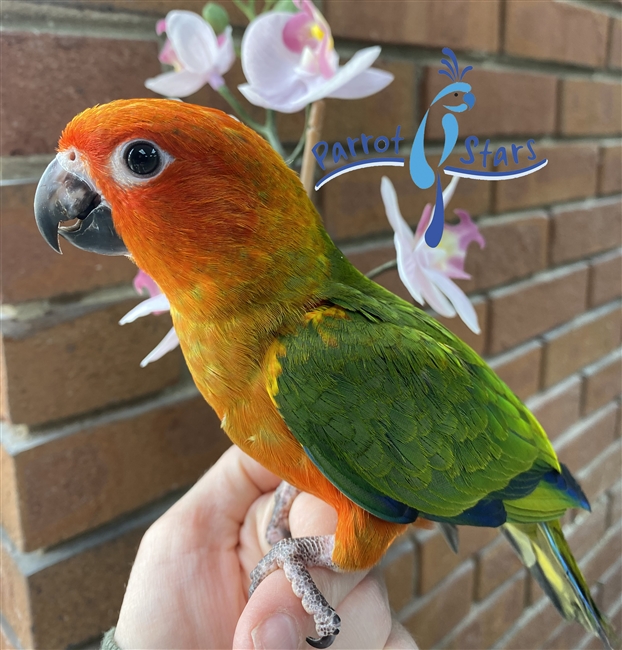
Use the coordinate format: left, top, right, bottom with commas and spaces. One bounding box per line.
34, 158, 128, 256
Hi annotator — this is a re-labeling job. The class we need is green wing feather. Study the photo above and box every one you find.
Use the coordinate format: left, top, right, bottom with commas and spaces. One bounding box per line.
273, 251, 574, 524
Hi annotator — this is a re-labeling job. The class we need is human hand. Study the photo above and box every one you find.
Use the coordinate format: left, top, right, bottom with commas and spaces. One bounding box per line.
114, 445, 418, 649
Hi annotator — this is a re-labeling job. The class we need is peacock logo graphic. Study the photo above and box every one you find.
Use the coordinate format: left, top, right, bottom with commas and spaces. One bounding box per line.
311, 47, 548, 248
410, 48, 476, 247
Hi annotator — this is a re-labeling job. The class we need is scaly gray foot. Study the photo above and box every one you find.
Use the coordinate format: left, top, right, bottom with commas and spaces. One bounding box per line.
266, 481, 300, 545
249, 535, 341, 648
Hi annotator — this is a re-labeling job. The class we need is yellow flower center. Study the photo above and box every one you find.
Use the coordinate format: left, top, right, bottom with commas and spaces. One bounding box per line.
310, 23, 324, 41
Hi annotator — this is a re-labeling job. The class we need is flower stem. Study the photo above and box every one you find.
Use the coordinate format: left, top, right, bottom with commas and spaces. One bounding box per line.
285, 106, 310, 166
217, 85, 265, 132
366, 259, 397, 279
231, 0, 256, 22
299, 100, 325, 196
264, 109, 285, 157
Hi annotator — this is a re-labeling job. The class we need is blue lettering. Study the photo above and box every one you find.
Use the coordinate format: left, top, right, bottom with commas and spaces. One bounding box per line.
511, 143, 523, 164
312, 141, 328, 171
361, 133, 373, 154
526, 139, 537, 161
346, 137, 359, 157
494, 146, 508, 167
391, 125, 404, 154
332, 142, 348, 164
460, 136, 478, 165
374, 136, 390, 153
480, 139, 492, 168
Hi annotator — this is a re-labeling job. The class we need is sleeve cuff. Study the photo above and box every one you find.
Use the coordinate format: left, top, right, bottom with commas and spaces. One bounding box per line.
101, 627, 122, 650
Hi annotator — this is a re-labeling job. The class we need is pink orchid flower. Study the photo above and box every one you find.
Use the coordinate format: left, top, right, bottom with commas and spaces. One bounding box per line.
238, 0, 393, 113
145, 10, 235, 97
120, 270, 180, 368
380, 176, 485, 334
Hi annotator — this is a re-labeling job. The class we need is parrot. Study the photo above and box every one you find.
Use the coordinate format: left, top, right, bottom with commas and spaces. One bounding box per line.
410, 47, 475, 248
34, 98, 618, 649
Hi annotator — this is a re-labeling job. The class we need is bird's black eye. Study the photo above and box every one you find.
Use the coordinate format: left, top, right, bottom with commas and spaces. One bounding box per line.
125, 142, 160, 176
454, 92, 459, 97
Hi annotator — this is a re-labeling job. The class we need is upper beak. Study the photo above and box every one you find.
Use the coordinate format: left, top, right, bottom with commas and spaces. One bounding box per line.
463, 92, 476, 110
34, 157, 128, 256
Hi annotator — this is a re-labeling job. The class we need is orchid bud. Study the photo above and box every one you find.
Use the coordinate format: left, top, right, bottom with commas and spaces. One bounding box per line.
202, 2, 229, 34
272, 0, 298, 12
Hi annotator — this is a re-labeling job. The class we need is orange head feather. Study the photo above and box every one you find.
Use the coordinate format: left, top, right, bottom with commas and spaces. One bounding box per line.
59, 99, 329, 316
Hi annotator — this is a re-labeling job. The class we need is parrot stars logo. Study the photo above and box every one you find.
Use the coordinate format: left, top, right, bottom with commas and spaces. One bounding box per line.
312, 47, 548, 248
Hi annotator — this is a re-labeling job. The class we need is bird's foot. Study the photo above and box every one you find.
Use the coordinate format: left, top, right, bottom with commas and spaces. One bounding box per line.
249, 535, 341, 648
266, 480, 300, 545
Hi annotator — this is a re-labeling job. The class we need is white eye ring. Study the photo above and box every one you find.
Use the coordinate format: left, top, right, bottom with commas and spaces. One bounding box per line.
109, 140, 173, 187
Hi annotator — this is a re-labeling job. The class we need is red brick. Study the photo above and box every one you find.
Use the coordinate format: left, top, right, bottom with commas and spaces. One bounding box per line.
561, 80, 622, 136
459, 212, 549, 294
609, 479, 622, 525
325, 0, 500, 52
590, 249, 622, 307
580, 521, 622, 586
489, 264, 589, 354
610, 18, 622, 69
542, 619, 587, 650
577, 439, 622, 502
504, 0, 609, 67
402, 561, 475, 649
489, 341, 543, 401
1, 32, 161, 155
476, 538, 524, 600
59, 0, 249, 24
1, 300, 182, 427
321, 151, 491, 241
435, 297, 488, 356
345, 243, 412, 303
550, 198, 622, 265
0, 183, 136, 304
322, 59, 416, 144
597, 559, 622, 612
495, 144, 599, 213
542, 304, 622, 387
410, 526, 498, 598
423, 68, 557, 140
416, 529, 462, 595
583, 350, 622, 415
1, 515, 150, 649
383, 536, 416, 612
555, 402, 618, 475
445, 576, 527, 650
498, 599, 560, 650
0, 545, 31, 650
598, 144, 622, 195
527, 375, 582, 441
566, 498, 609, 561
2, 394, 229, 552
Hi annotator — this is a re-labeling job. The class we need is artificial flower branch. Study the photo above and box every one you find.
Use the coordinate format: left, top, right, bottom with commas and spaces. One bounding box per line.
300, 100, 325, 195
366, 259, 398, 280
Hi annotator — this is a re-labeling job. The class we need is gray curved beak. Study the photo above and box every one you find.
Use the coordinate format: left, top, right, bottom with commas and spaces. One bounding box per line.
34, 158, 128, 256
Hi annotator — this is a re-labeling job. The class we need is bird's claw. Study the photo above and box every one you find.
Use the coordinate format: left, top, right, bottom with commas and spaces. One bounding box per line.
249, 535, 340, 643
306, 631, 339, 648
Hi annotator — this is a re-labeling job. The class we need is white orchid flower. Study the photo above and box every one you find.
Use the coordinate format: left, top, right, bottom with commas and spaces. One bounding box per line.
380, 176, 486, 334
120, 270, 180, 368
145, 10, 235, 97
238, 0, 393, 113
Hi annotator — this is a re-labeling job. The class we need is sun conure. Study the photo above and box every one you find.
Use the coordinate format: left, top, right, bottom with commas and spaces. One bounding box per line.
34, 99, 619, 649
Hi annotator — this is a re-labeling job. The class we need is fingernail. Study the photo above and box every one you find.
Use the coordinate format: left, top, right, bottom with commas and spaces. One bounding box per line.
252, 613, 299, 649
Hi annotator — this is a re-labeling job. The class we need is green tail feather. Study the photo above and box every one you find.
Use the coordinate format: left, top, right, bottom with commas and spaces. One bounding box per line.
502, 520, 620, 650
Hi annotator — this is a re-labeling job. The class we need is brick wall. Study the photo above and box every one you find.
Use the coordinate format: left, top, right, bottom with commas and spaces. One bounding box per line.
1, 1, 620, 648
